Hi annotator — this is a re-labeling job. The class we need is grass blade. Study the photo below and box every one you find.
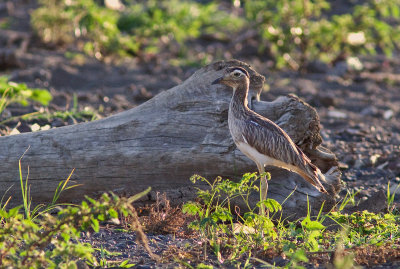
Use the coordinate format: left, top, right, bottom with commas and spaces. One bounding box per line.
127, 187, 151, 204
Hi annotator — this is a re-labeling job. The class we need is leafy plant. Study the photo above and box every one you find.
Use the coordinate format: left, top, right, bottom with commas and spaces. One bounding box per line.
0, 92, 99, 128
31, 0, 400, 70
0, 155, 152, 268
31, 93, 100, 124
18, 147, 80, 220
183, 172, 400, 267
31, 0, 243, 59
0, 76, 52, 116
284, 248, 309, 269
300, 198, 326, 252
0, 186, 151, 268
244, 0, 400, 70
183, 173, 284, 266
329, 210, 400, 247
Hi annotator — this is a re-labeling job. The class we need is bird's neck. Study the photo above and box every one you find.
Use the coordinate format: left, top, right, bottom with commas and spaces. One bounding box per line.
230, 82, 250, 118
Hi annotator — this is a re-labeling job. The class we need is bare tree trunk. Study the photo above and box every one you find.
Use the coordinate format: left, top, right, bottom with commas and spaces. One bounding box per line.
0, 60, 340, 219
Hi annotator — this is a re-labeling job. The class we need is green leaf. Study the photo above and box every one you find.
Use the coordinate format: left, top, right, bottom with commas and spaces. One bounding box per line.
0, 209, 7, 218
119, 260, 135, 268
7, 205, 22, 218
197, 263, 213, 269
211, 208, 232, 222
61, 232, 71, 242
31, 89, 53, 105
127, 187, 151, 203
97, 213, 105, 221
182, 201, 202, 216
292, 248, 309, 262
108, 208, 118, 218
200, 217, 215, 228
65, 262, 78, 269
301, 216, 325, 231
264, 198, 282, 212
257, 198, 282, 213
91, 218, 100, 232
85, 196, 98, 205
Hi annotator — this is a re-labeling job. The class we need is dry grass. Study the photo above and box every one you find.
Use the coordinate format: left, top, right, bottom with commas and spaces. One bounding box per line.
138, 192, 195, 237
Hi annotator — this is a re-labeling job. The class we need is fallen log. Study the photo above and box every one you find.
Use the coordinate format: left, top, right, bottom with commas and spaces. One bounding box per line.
0, 60, 341, 218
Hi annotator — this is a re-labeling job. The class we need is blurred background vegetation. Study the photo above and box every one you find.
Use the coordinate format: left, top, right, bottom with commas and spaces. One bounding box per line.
31, 0, 400, 71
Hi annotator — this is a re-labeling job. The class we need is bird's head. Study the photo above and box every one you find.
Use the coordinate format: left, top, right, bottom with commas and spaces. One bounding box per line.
212, 67, 250, 89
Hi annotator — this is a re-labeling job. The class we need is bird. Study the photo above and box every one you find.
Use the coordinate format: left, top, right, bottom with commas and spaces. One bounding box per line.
212, 66, 327, 216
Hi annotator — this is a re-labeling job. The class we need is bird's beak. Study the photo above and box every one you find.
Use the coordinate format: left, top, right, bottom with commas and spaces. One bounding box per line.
212, 77, 223, 85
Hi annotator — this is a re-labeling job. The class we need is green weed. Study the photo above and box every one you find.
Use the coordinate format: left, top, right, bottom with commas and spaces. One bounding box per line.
244, 0, 400, 70
0, 91, 99, 128
387, 181, 400, 213
184, 173, 400, 267
183, 173, 284, 266
31, 0, 400, 70
18, 146, 80, 220
0, 155, 152, 268
31, 0, 243, 60
0, 189, 150, 268
0, 76, 52, 116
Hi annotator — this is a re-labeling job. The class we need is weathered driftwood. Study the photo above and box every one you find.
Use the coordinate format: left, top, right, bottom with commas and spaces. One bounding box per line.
0, 60, 340, 218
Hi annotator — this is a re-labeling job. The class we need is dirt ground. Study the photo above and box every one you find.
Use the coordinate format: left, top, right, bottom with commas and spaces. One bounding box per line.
1, 0, 400, 268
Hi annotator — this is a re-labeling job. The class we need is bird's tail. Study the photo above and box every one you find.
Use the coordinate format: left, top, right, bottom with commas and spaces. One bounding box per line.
298, 162, 328, 193
292, 145, 340, 194
301, 163, 343, 195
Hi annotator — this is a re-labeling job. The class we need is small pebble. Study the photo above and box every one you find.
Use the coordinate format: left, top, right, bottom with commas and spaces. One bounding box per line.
369, 154, 380, 166
116, 242, 126, 249
338, 162, 349, 169
41, 124, 51, 131
9, 128, 20, 135
327, 110, 347, 119
383, 109, 394, 120
347, 56, 363, 71
31, 123, 41, 132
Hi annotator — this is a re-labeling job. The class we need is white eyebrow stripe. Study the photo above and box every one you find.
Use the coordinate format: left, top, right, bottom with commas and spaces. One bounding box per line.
233, 70, 245, 76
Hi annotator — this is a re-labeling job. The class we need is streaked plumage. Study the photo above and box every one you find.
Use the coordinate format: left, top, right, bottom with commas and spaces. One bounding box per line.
212, 66, 327, 214
230, 100, 326, 192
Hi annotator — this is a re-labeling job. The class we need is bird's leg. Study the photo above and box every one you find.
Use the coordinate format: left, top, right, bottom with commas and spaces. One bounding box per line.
256, 163, 268, 238
257, 163, 268, 216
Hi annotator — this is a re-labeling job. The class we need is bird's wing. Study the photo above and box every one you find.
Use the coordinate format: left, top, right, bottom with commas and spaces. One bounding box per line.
239, 112, 327, 193
241, 113, 309, 169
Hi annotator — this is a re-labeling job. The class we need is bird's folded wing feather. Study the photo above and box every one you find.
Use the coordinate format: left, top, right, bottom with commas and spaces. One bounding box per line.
242, 114, 310, 168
